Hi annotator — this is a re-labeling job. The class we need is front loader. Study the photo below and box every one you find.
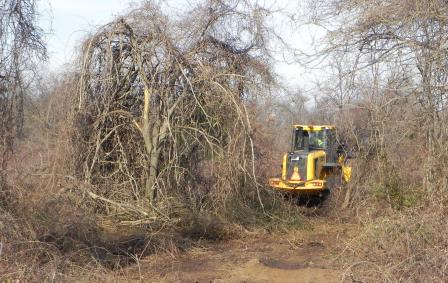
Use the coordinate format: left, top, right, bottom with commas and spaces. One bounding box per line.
269, 125, 351, 202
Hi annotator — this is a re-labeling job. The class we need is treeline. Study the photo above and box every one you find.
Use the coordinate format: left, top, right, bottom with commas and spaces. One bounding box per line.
304, 0, 448, 280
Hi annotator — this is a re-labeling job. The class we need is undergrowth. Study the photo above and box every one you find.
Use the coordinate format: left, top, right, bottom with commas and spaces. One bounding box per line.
0, 176, 302, 281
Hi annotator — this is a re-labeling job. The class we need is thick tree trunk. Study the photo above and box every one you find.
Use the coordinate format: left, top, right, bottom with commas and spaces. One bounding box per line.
142, 88, 156, 203
141, 88, 169, 204
145, 147, 162, 203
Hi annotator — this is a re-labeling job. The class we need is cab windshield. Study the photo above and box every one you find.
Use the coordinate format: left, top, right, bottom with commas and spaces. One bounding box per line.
292, 129, 327, 151
309, 131, 326, 149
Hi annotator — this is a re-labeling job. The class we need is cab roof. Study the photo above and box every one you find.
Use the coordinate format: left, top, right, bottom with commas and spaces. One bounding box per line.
293, 125, 335, 131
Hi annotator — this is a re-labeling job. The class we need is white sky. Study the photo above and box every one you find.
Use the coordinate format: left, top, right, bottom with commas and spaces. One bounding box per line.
38, 0, 326, 98
39, 0, 135, 69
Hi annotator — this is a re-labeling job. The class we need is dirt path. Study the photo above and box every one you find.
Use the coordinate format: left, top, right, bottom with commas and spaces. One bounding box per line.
123, 219, 355, 283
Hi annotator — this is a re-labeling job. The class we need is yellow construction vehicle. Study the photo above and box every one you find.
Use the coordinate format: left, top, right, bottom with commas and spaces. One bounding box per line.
269, 125, 352, 201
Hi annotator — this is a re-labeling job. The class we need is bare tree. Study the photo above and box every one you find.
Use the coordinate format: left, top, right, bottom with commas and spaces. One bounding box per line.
306, 0, 448, 191
0, 0, 46, 187
72, 0, 275, 212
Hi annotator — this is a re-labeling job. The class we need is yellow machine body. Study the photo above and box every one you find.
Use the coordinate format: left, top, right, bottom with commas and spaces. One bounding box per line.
269, 125, 351, 195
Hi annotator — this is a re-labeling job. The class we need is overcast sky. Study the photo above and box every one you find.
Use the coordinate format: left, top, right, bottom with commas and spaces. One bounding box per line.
38, 0, 324, 97
39, 0, 135, 69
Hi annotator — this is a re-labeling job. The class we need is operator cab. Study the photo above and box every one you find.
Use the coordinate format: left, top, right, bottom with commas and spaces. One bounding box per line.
291, 125, 338, 164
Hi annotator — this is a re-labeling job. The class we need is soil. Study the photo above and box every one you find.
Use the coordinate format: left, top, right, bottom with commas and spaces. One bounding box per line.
122, 219, 356, 283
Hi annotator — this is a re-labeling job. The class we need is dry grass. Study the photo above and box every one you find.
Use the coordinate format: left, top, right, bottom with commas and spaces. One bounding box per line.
339, 199, 448, 282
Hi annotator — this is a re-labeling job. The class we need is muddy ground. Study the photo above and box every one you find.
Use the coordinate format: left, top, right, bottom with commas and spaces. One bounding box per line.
116, 218, 358, 283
